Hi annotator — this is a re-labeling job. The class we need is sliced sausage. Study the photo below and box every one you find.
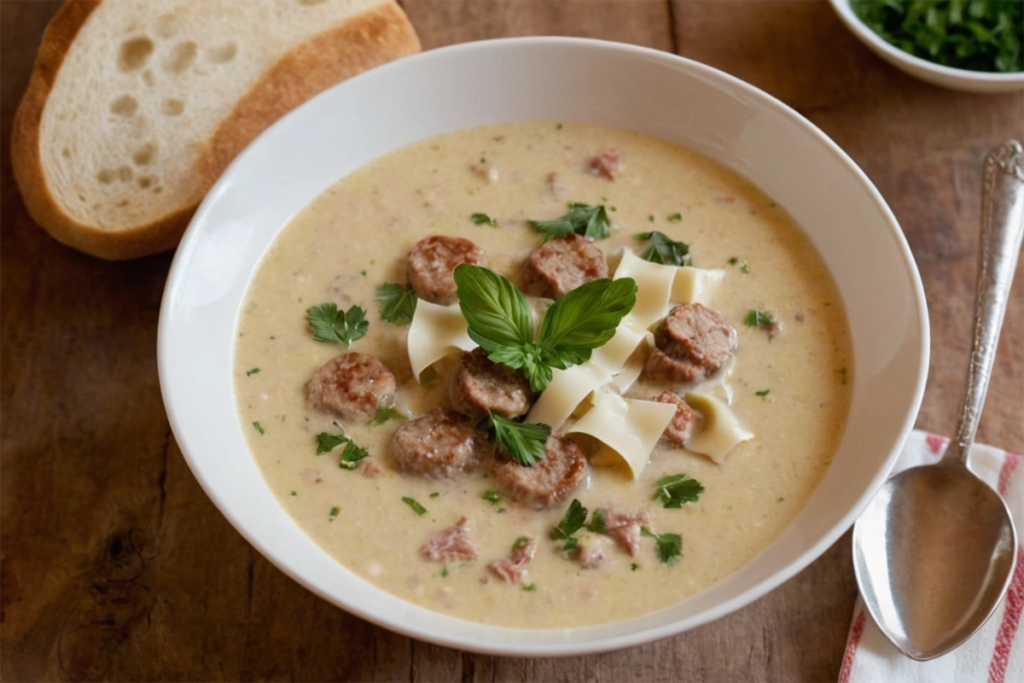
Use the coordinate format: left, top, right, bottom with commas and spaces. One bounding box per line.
307, 353, 396, 421
420, 517, 477, 562
391, 409, 491, 479
407, 235, 484, 305
492, 435, 588, 509
448, 348, 536, 420
522, 233, 608, 299
643, 303, 737, 384
656, 391, 698, 446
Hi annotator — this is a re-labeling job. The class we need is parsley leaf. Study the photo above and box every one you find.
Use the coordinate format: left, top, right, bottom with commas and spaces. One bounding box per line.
641, 526, 683, 565
745, 308, 776, 328
375, 282, 418, 326
307, 303, 368, 346
316, 431, 348, 454
368, 406, 404, 425
667, 212, 683, 222
482, 489, 503, 505
252, 421, 265, 435
551, 499, 588, 540
402, 496, 427, 516
246, 367, 261, 376
755, 388, 770, 397
586, 509, 606, 534
338, 441, 369, 469
635, 231, 692, 266
471, 212, 497, 227
492, 413, 550, 467
653, 474, 704, 508
453, 264, 637, 392
528, 203, 611, 242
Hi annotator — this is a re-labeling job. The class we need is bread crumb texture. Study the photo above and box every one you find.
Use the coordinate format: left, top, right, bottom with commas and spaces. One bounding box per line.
13, 0, 420, 259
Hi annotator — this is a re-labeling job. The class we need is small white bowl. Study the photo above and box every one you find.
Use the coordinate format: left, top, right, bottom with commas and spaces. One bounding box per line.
829, 0, 1024, 93
158, 37, 929, 656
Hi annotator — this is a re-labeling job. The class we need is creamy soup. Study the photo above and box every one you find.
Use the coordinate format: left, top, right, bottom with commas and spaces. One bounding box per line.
234, 122, 852, 628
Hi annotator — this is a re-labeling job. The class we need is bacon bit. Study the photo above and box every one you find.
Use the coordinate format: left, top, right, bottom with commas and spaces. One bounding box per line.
301, 467, 324, 484
478, 576, 489, 585
574, 534, 608, 569
794, 312, 805, 323
589, 150, 622, 180
420, 517, 477, 562
600, 509, 652, 556
470, 163, 499, 183
492, 135, 506, 142
360, 461, 380, 478
489, 537, 537, 583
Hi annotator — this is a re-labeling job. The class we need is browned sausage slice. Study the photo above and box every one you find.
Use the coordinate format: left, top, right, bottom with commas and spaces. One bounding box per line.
407, 235, 484, 305
448, 348, 535, 419
307, 352, 396, 421
655, 391, 698, 446
492, 435, 588, 508
391, 409, 491, 479
522, 233, 608, 299
643, 303, 737, 384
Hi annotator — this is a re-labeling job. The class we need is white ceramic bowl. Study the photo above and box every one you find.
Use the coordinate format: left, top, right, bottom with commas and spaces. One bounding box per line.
829, 0, 1024, 93
158, 37, 929, 656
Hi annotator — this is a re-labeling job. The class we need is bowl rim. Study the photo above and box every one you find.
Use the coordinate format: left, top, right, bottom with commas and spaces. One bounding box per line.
158, 35, 930, 656
828, 0, 1024, 85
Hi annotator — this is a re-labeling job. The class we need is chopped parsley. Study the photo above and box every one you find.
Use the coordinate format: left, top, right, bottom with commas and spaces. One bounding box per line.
375, 282, 418, 326
641, 527, 683, 565
328, 506, 340, 520
528, 202, 611, 242
368, 406, 404, 425
551, 499, 588, 554
246, 367, 261, 376
653, 474, 704, 509
315, 428, 369, 470
586, 509, 606, 534
491, 413, 550, 467
648, 214, 655, 222
290, 490, 297, 496
307, 303, 368, 346
315, 429, 348, 454
252, 421, 265, 435
635, 231, 692, 266
482, 489, 503, 505
338, 441, 369, 470
454, 264, 637, 392
441, 565, 449, 577
755, 388, 771, 397
667, 212, 682, 222
471, 212, 497, 227
745, 308, 779, 333
521, 583, 537, 592
630, 563, 640, 571
429, 492, 440, 498
402, 496, 428, 516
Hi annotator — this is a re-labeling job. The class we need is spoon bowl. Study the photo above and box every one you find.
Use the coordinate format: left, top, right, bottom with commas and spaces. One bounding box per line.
852, 140, 1024, 660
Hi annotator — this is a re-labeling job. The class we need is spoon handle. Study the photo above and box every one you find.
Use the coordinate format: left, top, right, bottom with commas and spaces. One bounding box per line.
946, 141, 1024, 468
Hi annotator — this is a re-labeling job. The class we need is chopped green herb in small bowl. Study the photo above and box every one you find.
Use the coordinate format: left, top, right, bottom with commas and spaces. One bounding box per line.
830, 0, 1024, 92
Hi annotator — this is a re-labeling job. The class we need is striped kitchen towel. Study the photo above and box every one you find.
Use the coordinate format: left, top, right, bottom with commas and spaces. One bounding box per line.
839, 430, 1024, 683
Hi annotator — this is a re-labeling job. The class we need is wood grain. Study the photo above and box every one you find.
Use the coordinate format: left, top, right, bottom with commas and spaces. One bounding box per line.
2, 1, 1021, 681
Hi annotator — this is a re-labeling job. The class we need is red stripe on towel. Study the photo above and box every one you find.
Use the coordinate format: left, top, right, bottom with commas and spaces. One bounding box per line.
839, 609, 866, 683
987, 453, 1023, 683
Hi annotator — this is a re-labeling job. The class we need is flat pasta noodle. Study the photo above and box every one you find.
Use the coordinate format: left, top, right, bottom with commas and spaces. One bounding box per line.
407, 300, 477, 380
684, 392, 755, 463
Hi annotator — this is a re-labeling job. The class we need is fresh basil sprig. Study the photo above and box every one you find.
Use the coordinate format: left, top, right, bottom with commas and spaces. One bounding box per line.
453, 264, 637, 392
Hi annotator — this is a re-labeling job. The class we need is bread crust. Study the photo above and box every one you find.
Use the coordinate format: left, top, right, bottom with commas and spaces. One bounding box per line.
11, 0, 421, 261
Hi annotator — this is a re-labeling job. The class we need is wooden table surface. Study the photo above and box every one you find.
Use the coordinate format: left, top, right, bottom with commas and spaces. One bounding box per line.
2, 1, 1022, 681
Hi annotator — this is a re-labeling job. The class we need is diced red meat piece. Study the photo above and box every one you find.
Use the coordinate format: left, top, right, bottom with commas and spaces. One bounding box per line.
420, 517, 477, 562
489, 537, 537, 583
600, 508, 652, 557
574, 533, 609, 569
589, 150, 622, 180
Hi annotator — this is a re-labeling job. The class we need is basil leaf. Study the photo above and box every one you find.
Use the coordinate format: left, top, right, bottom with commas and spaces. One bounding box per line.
453, 264, 534, 351
539, 277, 637, 354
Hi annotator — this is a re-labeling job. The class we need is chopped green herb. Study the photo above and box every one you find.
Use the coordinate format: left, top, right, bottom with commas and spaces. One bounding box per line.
471, 212, 497, 227
454, 264, 637, 392
528, 202, 611, 242
361, 269, 367, 277
555, 123, 563, 130
441, 565, 449, 577
290, 490, 297, 497
329, 506, 340, 520
246, 367, 261, 376
667, 212, 682, 222
744, 308, 778, 331
491, 413, 550, 467
728, 257, 739, 265
630, 563, 639, 571
648, 214, 655, 222
653, 474, 704, 509
315, 430, 348, 455
512, 536, 529, 551
635, 231, 692, 267
375, 282, 418, 326
551, 499, 588, 540
338, 441, 370, 470
429, 492, 440, 498
586, 508, 606, 534
755, 388, 771, 397
368, 406, 404, 425
521, 583, 537, 592
307, 303, 368, 346
560, 536, 580, 556
402, 496, 428, 516
740, 261, 750, 274
851, 0, 1023, 73
641, 527, 683, 565
482, 489, 503, 505
252, 421, 265, 435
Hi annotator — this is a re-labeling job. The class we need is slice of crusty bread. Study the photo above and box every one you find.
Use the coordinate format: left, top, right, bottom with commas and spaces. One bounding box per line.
12, 0, 420, 260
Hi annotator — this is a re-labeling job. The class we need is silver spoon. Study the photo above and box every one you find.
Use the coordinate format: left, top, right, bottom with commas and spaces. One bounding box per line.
852, 140, 1024, 661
